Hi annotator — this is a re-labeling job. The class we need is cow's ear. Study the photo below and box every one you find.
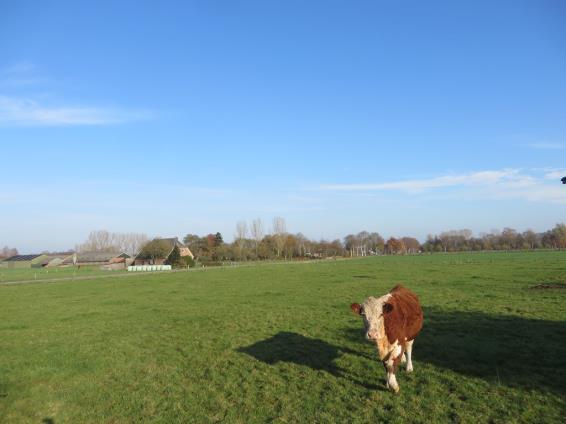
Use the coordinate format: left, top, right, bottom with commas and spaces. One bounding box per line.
350, 303, 362, 315
383, 303, 394, 314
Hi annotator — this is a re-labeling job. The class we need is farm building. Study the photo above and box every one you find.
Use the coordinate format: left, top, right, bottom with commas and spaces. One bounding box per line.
42, 252, 75, 267
62, 252, 131, 267
1, 254, 49, 268
134, 237, 193, 265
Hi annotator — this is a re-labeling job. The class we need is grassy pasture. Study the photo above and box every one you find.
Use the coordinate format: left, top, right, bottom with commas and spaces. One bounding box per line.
1, 251, 565, 423
0, 265, 126, 283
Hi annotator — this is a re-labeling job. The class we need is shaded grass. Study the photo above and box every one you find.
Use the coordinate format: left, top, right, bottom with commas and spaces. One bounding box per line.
1, 251, 565, 422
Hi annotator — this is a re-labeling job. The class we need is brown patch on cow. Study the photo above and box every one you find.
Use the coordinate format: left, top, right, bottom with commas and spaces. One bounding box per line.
391, 345, 405, 372
383, 285, 423, 346
531, 283, 566, 290
350, 303, 362, 314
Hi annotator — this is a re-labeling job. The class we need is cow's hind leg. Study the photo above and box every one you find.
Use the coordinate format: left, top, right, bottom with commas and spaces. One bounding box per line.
405, 340, 414, 372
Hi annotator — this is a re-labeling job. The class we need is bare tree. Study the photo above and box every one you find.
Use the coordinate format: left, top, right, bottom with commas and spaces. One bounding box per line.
368, 232, 385, 254
356, 231, 369, 256
344, 234, 356, 256
235, 221, 248, 260
76, 230, 148, 255
522, 229, 539, 249
1, 246, 18, 258
295, 233, 308, 257
250, 218, 264, 257
124, 233, 149, 256
76, 230, 114, 252
272, 217, 287, 258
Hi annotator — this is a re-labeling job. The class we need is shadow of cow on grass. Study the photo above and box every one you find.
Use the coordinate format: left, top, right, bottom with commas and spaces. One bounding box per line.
238, 332, 341, 372
237, 332, 380, 390
416, 308, 566, 395
240, 309, 566, 395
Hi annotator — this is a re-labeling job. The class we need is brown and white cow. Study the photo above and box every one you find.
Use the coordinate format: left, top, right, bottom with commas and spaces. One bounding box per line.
351, 285, 423, 393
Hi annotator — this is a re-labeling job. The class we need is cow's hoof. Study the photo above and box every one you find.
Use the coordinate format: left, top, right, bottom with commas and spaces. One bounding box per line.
406, 366, 413, 373
388, 383, 399, 393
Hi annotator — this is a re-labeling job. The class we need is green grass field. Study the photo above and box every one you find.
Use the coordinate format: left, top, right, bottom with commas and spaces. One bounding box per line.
0, 265, 126, 283
1, 252, 565, 423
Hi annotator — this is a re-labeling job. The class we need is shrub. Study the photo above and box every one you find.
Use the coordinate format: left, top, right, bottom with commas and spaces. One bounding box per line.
167, 245, 184, 269
181, 256, 195, 268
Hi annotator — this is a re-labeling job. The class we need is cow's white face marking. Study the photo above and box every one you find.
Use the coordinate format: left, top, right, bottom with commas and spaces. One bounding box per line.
361, 294, 391, 340
359, 294, 395, 360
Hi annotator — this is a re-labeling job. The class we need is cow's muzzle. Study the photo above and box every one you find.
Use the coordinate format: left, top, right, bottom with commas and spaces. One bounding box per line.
366, 330, 379, 340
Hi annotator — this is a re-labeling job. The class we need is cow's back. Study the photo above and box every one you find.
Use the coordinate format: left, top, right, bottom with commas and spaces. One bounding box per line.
384, 285, 423, 344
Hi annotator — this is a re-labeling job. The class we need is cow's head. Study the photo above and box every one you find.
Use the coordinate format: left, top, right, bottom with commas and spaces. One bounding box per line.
351, 295, 393, 341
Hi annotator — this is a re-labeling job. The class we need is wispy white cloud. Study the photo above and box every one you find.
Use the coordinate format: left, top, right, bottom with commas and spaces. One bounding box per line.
320, 170, 520, 192
0, 61, 151, 126
0, 95, 150, 126
319, 169, 566, 204
544, 169, 566, 180
527, 142, 565, 150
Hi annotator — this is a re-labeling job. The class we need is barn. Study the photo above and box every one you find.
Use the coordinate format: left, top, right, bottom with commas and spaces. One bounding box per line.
134, 237, 193, 265
1, 254, 49, 268
61, 252, 131, 267
42, 252, 75, 267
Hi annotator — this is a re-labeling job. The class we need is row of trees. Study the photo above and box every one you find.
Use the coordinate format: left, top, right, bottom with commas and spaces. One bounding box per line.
342, 232, 421, 255
181, 219, 566, 263
422, 225, 566, 252
4, 222, 566, 262
75, 231, 149, 256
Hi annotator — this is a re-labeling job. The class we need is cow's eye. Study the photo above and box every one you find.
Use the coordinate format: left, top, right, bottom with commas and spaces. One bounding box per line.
360, 308, 365, 316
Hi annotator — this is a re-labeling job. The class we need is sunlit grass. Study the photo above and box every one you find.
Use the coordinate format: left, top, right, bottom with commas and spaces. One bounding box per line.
1, 251, 565, 422
0, 265, 125, 283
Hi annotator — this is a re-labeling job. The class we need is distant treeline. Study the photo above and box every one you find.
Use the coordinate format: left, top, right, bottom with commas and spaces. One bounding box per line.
182, 218, 566, 263
421, 226, 565, 252
3, 221, 565, 263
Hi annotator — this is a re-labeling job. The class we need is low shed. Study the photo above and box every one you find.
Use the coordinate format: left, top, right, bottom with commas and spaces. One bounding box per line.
62, 252, 131, 266
1, 254, 49, 268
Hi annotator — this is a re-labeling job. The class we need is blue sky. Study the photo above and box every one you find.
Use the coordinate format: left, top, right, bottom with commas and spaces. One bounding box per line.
1, 0, 565, 252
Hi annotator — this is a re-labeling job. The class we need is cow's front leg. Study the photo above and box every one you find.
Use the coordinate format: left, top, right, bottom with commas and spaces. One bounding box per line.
383, 344, 404, 393
384, 359, 399, 393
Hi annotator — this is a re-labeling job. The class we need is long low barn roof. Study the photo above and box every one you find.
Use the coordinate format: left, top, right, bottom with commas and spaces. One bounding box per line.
3, 254, 44, 262
62, 252, 130, 263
